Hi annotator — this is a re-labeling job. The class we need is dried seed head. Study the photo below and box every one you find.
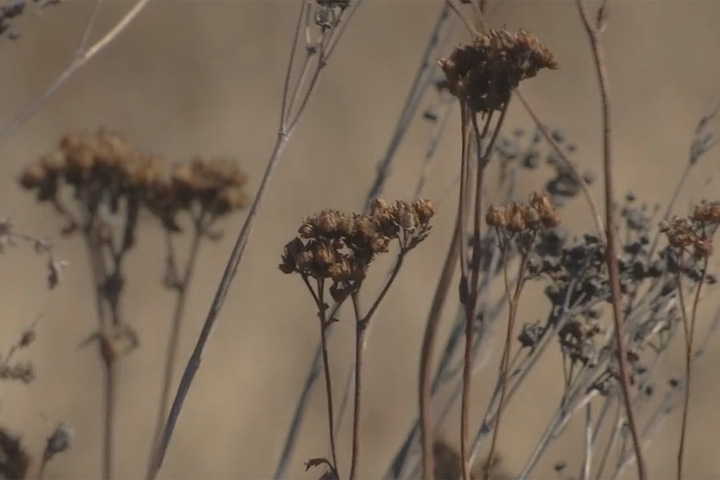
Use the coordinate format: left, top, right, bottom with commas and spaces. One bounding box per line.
439, 28, 557, 113
486, 192, 560, 233
21, 130, 250, 235
486, 204, 508, 228
280, 199, 436, 283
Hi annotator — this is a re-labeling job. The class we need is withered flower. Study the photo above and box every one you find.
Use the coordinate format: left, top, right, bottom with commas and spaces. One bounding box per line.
438, 28, 558, 113
19, 130, 250, 235
487, 192, 560, 234
280, 199, 436, 285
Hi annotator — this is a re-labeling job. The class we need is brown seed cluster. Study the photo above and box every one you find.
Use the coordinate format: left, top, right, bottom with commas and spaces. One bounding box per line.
660, 202, 720, 258
438, 28, 558, 113
279, 199, 436, 284
486, 192, 560, 233
19, 130, 249, 226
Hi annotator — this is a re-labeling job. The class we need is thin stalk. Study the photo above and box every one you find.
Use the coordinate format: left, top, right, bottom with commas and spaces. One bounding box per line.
419, 217, 462, 480
582, 403, 593, 480
306, 277, 340, 473
576, 1, 646, 477
102, 356, 115, 480
349, 294, 365, 480
458, 109, 475, 480
149, 4, 359, 474
676, 255, 708, 480
81, 225, 115, 480
146, 221, 204, 479
484, 236, 531, 480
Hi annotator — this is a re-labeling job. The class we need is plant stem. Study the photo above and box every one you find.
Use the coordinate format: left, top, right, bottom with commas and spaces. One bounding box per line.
484, 239, 530, 480
676, 255, 708, 480
419, 217, 462, 480
576, 2, 646, 477
146, 222, 204, 478
102, 354, 115, 480
349, 294, 365, 480
149, 5, 360, 473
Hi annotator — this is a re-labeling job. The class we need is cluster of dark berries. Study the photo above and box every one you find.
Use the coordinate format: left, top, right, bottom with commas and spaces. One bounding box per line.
438, 28, 558, 113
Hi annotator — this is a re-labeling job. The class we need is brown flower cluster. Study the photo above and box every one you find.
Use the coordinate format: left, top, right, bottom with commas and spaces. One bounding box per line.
279, 199, 436, 284
19, 130, 249, 226
154, 156, 250, 227
438, 28, 558, 113
660, 202, 720, 258
486, 192, 560, 233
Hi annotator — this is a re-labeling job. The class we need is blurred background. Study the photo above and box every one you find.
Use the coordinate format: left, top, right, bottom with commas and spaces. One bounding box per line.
1, 0, 720, 478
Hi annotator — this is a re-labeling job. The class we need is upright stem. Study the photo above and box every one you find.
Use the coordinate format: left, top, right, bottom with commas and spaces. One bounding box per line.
102, 356, 115, 480
146, 224, 204, 478
349, 295, 366, 480
317, 283, 339, 473
419, 217, 462, 480
576, 2, 646, 477
677, 255, 708, 479
484, 245, 529, 479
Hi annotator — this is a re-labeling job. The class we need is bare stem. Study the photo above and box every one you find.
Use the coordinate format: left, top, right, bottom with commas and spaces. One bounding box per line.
576, 1, 646, 477
102, 354, 115, 480
148, 5, 359, 474
676, 255, 708, 480
349, 294, 365, 480
484, 238, 531, 480
419, 217, 462, 480
146, 221, 204, 479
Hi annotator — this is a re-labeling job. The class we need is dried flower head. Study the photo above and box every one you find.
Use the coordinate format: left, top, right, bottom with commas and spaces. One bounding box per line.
487, 192, 560, 233
438, 28, 558, 113
19, 130, 250, 236
280, 199, 436, 285
661, 202, 720, 259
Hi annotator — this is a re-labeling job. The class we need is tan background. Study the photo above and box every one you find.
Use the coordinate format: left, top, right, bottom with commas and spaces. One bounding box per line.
1, 0, 719, 478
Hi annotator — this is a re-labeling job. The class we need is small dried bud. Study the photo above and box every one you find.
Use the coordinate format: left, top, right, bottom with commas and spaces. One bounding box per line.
486, 204, 507, 227
507, 205, 526, 233
19, 163, 48, 189
413, 199, 437, 225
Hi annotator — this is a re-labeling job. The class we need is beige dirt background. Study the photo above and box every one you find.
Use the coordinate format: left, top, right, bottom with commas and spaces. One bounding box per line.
1, 0, 720, 478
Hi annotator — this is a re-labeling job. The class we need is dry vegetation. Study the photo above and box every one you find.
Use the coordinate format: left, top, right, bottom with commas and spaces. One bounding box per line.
1, 0, 719, 479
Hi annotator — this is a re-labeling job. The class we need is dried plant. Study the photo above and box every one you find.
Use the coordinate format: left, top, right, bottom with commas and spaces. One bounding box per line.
5, 0, 720, 479
422, 19, 558, 480
19, 129, 249, 479
281, 199, 436, 479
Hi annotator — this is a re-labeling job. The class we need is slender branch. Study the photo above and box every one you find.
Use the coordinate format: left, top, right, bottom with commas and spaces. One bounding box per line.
349, 294, 365, 480
676, 254, 708, 480
419, 217, 462, 480
576, 2, 646, 477
148, 4, 359, 475
582, 403, 593, 480
146, 220, 204, 479
0, 0, 151, 146
484, 234, 531, 480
